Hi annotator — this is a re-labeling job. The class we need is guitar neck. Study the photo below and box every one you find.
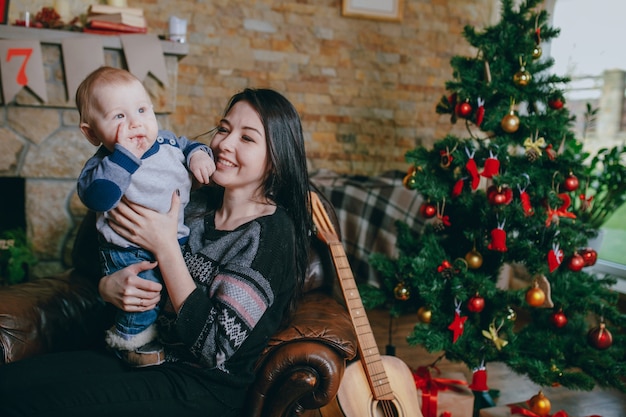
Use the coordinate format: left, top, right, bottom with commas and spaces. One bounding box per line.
328, 242, 395, 401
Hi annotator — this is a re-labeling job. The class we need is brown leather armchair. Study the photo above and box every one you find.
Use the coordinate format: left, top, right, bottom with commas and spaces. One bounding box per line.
0, 188, 357, 417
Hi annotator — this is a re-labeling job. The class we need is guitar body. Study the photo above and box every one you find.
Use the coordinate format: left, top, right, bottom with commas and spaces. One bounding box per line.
321, 355, 422, 417
310, 192, 423, 417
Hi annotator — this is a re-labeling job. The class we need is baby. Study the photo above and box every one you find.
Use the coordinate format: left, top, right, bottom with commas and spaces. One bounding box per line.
75, 66, 215, 367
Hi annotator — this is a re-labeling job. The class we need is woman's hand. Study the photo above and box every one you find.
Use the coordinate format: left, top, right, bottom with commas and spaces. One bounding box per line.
98, 261, 162, 311
108, 191, 196, 312
108, 191, 181, 254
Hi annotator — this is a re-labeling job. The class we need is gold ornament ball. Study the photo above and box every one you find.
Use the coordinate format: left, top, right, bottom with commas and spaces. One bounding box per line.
532, 45, 542, 59
465, 249, 483, 269
417, 306, 432, 323
529, 391, 551, 417
403, 173, 417, 190
526, 286, 546, 307
394, 282, 411, 301
501, 111, 520, 133
513, 69, 532, 86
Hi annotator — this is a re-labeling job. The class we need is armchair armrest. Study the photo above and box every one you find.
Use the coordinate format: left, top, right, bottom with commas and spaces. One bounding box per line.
246, 291, 357, 417
0, 270, 106, 365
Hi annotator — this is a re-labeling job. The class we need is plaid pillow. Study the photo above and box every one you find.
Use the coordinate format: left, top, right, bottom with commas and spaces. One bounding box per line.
310, 170, 424, 286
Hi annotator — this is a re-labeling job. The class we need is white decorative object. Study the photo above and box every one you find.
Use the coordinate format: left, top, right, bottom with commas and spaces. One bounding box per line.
168, 16, 187, 43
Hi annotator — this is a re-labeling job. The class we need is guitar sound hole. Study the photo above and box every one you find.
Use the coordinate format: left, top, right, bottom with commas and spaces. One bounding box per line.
375, 400, 400, 417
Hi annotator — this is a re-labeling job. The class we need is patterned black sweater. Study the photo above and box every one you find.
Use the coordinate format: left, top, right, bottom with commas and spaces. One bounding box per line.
157, 191, 296, 395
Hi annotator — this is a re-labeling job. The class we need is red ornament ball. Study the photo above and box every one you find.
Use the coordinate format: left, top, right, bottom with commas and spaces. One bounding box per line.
419, 202, 437, 219
457, 101, 473, 117
548, 98, 564, 110
567, 253, 586, 272
467, 294, 485, 313
550, 310, 568, 328
580, 248, 598, 266
563, 174, 579, 191
487, 185, 513, 205
588, 323, 613, 350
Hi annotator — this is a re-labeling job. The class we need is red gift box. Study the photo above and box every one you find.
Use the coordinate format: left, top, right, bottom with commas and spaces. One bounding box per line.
413, 366, 474, 417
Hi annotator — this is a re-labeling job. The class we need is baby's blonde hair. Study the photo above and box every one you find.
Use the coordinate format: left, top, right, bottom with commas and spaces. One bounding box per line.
75, 66, 142, 124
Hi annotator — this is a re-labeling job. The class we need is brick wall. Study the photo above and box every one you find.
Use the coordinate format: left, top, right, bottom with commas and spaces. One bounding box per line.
11, 0, 498, 175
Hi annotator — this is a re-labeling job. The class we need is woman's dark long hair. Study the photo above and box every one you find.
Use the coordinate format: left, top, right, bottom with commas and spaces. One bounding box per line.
221, 88, 312, 316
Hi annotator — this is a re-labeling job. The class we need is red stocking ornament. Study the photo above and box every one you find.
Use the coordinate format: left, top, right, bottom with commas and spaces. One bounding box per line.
465, 148, 480, 190
452, 178, 465, 197
475, 97, 485, 127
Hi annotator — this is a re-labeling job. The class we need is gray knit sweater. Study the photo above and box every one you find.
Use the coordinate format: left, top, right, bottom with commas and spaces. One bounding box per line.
158, 191, 297, 393
77, 129, 211, 248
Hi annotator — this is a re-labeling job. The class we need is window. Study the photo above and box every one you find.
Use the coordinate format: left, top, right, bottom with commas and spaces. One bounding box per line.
550, 0, 626, 287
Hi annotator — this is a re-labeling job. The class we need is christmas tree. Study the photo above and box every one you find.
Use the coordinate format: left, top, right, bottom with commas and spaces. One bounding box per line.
366, 0, 626, 395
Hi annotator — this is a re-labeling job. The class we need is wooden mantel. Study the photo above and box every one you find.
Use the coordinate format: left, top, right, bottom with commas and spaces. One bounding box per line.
0, 24, 187, 110
0, 25, 188, 57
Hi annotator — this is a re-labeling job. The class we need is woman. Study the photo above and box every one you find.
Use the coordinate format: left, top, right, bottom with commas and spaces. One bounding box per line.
0, 88, 311, 417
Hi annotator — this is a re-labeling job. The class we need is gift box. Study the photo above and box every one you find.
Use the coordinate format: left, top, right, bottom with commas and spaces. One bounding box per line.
479, 406, 529, 417
413, 367, 474, 417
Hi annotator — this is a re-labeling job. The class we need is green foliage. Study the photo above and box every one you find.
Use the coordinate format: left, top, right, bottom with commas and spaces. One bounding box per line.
577, 144, 626, 229
369, 0, 626, 393
0, 228, 38, 285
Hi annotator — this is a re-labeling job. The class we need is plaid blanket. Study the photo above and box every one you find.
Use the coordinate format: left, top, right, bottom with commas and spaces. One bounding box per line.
310, 169, 425, 286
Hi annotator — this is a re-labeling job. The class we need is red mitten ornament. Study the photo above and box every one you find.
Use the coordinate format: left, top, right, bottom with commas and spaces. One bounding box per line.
481, 151, 500, 178
487, 221, 507, 252
548, 243, 563, 273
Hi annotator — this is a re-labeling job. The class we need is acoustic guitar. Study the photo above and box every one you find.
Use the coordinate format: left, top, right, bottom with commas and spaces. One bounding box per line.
311, 192, 423, 417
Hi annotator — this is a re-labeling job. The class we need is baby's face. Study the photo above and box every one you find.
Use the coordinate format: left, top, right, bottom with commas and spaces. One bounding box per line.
88, 79, 159, 153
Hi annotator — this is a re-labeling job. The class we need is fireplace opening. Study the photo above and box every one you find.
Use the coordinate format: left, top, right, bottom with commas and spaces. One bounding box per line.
0, 178, 26, 234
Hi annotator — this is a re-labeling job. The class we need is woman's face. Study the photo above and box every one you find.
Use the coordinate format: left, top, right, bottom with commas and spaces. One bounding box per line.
210, 100, 269, 196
